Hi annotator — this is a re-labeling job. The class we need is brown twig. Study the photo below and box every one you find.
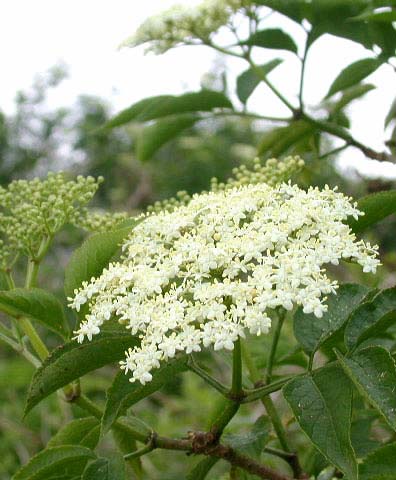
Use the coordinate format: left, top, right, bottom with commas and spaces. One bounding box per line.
154, 431, 293, 480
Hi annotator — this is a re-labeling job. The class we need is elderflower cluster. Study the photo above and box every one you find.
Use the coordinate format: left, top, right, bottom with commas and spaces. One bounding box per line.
121, 0, 251, 54
148, 156, 304, 214
0, 172, 121, 268
71, 182, 380, 385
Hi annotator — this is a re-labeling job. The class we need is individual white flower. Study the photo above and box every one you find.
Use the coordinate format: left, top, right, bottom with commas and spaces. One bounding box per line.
71, 181, 380, 384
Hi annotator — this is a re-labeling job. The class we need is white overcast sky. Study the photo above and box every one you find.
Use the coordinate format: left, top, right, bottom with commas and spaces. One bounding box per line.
1, 0, 396, 179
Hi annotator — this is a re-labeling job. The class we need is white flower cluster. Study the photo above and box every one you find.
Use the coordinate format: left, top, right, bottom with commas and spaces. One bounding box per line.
121, 0, 251, 54
71, 183, 379, 384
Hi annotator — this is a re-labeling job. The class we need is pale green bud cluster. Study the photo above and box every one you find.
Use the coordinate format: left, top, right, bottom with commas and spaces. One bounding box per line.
0, 172, 105, 268
148, 156, 304, 214
75, 211, 128, 233
211, 156, 305, 192
147, 190, 192, 214
121, 0, 252, 54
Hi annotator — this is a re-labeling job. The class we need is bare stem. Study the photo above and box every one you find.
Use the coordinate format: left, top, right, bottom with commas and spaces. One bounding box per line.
0, 329, 40, 367
318, 144, 349, 160
209, 111, 292, 123
298, 33, 311, 110
242, 377, 292, 404
266, 310, 286, 384
72, 391, 291, 480
18, 318, 49, 362
231, 337, 243, 396
245, 55, 297, 114
188, 355, 229, 397
17, 236, 53, 361
241, 340, 305, 478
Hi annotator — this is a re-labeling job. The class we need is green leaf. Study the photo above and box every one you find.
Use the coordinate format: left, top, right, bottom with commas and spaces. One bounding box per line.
330, 83, 376, 114
64, 222, 140, 299
256, 128, 287, 156
102, 357, 188, 433
336, 346, 396, 431
47, 417, 100, 449
368, 22, 396, 58
360, 444, 396, 480
385, 98, 396, 128
112, 419, 144, 478
243, 29, 298, 53
329, 110, 350, 128
258, 121, 315, 156
0, 270, 11, 290
236, 59, 283, 104
82, 454, 125, 480
13, 446, 95, 480
326, 58, 382, 99
136, 114, 198, 161
294, 284, 371, 356
187, 458, 219, 480
351, 415, 381, 458
0, 288, 68, 339
353, 9, 396, 22
224, 416, 271, 458
309, 1, 374, 48
254, 0, 311, 23
283, 364, 357, 479
347, 190, 396, 234
25, 331, 138, 414
104, 90, 233, 128
345, 288, 396, 351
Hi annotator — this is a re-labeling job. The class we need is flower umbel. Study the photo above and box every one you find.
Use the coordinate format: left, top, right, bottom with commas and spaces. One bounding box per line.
0, 172, 128, 269
121, 0, 252, 54
71, 182, 379, 384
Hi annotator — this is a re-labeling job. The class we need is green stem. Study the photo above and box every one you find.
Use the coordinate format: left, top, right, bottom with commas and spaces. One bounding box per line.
2, 270, 23, 344
0, 321, 14, 338
245, 56, 297, 114
241, 340, 291, 453
25, 259, 39, 289
188, 356, 229, 397
298, 35, 310, 110
318, 144, 349, 160
25, 235, 52, 288
308, 353, 314, 372
241, 340, 261, 381
73, 395, 150, 444
242, 377, 292, 404
204, 40, 245, 60
0, 329, 40, 367
266, 310, 285, 384
265, 446, 295, 461
210, 400, 240, 440
3, 270, 15, 289
19, 236, 53, 361
210, 111, 292, 123
262, 396, 291, 453
124, 434, 156, 460
231, 337, 243, 396
209, 338, 244, 440
302, 114, 388, 161
18, 317, 49, 361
